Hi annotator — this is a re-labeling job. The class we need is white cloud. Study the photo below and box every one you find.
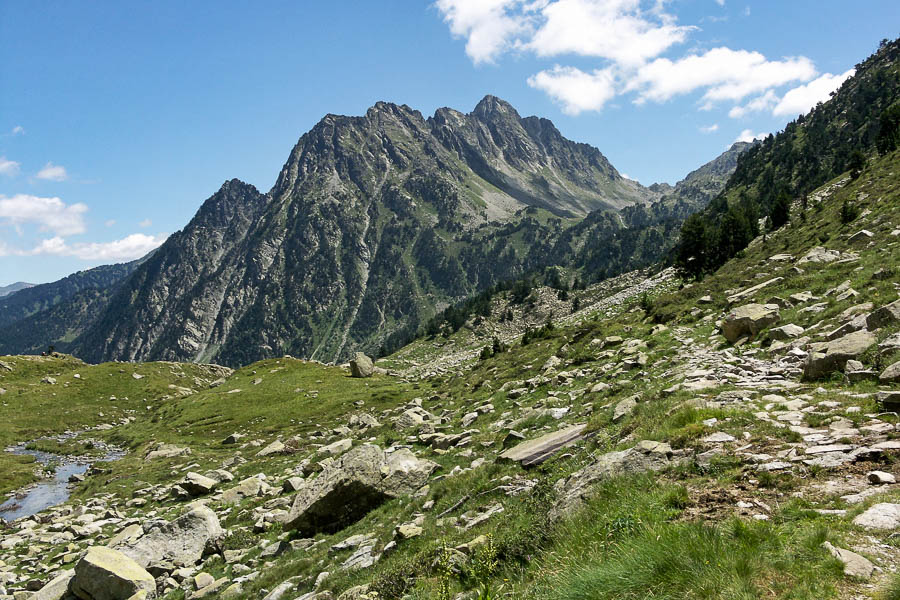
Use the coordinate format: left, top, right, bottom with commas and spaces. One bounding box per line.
526, 0, 693, 67
700, 123, 719, 133
105, 219, 116, 227
27, 233, 167, 261
35, 162, 68, 181
0, 194, 87, 236
630, 48, 816, 104
0, 157, 21, 177
434, 0, 530, 64
714, 0, 724, 6
733, 128, 767, 144
138, 218, 152, 228
728, 89, 778, 118
527, 65, 617, 114
10, 126, 24, 136
742, 5, 750, 16
773, 69, 854, 117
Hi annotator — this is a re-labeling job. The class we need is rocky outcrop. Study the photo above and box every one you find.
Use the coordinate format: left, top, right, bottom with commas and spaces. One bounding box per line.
550, 441, 690, 521
804, 330, 876, 379
70, 546, 156, 600
114, 505, 223, 573
721, 304, 780, 342
285, 444, 438, 535
349, 353, 374, 378
498, 424, 586, 467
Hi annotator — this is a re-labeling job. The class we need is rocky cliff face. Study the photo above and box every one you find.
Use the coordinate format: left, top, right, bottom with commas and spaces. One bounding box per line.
72, 96, 662, 366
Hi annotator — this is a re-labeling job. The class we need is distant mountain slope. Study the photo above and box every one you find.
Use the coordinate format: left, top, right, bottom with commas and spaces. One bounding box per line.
0, 282, 34, 298
0, 260, 143, 330
0, 96, 746, 367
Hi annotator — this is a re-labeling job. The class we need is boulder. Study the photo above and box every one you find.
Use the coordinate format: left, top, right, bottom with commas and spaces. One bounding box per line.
767, 324, 804, 341
550, 441, 689, 521
31, 571, 73, 600
71, 547, 156, 600
285, 444, 438, 535
879, 360, 900, 384
612, 396, 638, 422
349, 353, 374, 378
145, 443, 191, 461
180, 472, 217, 496
721, 304, 780, 343
866, 299, 900, 330
822, 542, 875, 579
497, 424, 586, 467
804, 330, 876, 380
852, 503, 900, 530
115, 505, 223, 572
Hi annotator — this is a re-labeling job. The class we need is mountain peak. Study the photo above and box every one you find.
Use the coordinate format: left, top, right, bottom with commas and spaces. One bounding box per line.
472, 95, 520, 121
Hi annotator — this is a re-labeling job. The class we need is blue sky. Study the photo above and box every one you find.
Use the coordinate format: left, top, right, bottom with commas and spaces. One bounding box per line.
1, 1, 897, 285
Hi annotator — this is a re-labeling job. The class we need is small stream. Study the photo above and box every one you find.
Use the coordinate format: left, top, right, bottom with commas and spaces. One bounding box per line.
0, 435, 125, 522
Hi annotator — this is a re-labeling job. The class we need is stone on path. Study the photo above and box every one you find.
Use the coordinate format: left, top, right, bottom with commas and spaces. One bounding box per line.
822, 542, 875, 579
550, 441, 689, 521
497, 424, 587, 467
71, 546, 156, 600
852, 503, 900, 530
721, 304, 780, 343
804, 330, 876, 380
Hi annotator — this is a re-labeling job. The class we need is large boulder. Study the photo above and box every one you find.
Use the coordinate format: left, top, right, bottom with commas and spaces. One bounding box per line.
721, 304, 780, 343
550, 441, 690, 521
70, 547, 156, 600
804, 330, 876, 380
880, 360, 900, 383
866, 299, 900, 330
284, 444, 438, 535
32, 570, 74, 600
349, 353, 374, 378
498, 424, 587, 467
115, 505, 223, 573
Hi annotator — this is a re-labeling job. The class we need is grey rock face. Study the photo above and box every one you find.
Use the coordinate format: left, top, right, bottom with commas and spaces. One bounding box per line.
71, 546, 157, 600
285, 444, 438, 535
804, 330, 876, 380
721, 304, 780, 342
550, 441, 690, 521
115, 504, 224, 572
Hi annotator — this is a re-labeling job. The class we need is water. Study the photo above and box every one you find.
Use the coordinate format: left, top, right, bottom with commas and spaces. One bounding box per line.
0, 438, 125, 522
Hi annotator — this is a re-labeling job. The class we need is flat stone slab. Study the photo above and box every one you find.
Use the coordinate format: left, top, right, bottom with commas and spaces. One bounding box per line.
852, 503, 900, 530
805, 444, 854, 455
498, 424, 587, 467
822, 542, 875, 579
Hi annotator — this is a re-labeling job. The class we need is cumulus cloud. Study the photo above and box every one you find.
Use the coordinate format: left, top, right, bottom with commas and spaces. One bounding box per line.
773, 69, 854, 117
434, 0, 530, 64
435, 1, 828, 118
733, 128, 767, 144
700, 123, 719, 133
728, 89, 779, 118
528, 65, 617, 114
630, 48, 816, 104
526, 0, 693, 67
35, 162, 68, 181
26, 233, 167, 261
0, 194, 87, 236
0, 157, 21, 177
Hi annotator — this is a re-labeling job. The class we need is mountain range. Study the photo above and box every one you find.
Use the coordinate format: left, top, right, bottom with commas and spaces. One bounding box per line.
0, 96, 748, 365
